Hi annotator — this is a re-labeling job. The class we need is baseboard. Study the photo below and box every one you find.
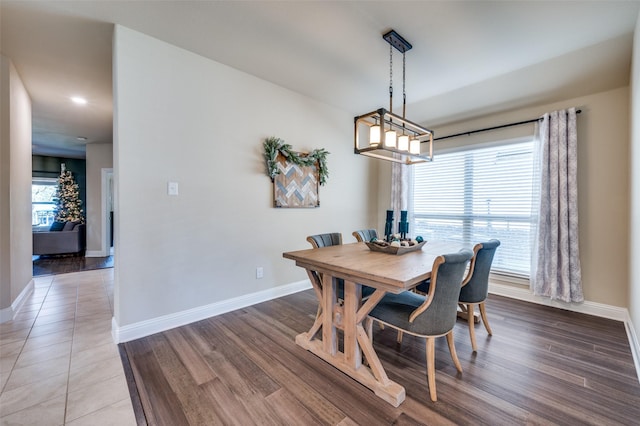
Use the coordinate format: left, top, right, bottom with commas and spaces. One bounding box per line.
489, 282, 629, 321
112, 279, 311, 343
0, 279, 34, 323
625, 319, 640, 383
85, 250, 108, 258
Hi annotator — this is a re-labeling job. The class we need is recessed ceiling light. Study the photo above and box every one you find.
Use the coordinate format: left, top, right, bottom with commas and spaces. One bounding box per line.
71, 96, 87, 105
77, 136, 87, 141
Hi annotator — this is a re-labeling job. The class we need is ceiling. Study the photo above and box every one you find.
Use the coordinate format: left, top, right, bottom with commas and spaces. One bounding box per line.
2, 1, 639, 159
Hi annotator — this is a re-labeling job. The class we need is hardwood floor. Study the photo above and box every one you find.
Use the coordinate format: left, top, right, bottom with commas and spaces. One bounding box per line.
33, 254, 113, 276
121, 291, 640, 425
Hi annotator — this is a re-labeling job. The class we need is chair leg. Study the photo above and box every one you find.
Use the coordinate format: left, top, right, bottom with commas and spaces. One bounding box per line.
425, 337, 437, 401
479, 302, 492, 335
445, 331, 463, 373
365, 317, 373, 341
467, 303, 477, 352
396, 330, 404, 344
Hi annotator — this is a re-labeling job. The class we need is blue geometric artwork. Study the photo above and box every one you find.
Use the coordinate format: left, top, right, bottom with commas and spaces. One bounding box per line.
274, 154, 319, 208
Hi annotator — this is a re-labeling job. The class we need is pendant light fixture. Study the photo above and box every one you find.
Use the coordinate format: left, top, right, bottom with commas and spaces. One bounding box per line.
354, 30, 434, 164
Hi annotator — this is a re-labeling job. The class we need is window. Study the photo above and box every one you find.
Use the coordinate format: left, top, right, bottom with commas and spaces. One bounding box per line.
32, 178, 57, 228
410, 139, 536, 277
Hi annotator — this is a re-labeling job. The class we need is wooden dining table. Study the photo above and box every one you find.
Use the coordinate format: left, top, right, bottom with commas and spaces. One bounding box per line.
282, 240, 466, 407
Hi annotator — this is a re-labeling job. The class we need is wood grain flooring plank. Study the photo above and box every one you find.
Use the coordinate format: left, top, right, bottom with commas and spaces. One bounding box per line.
196, 319, 282, 398
124, 342, 190, 426
118, 343, 148, 426
206, 315, 349, 425
200, 377, 258, 426
164, 327, 217, 385
203, 349, 285, 425
436, 339, 637, 425
335, 417, 360, 426
389, 412, 427, 426
264, 388, 326, 426
119, 292, 640, 426
143, 333, 227, 425
234, 307, 406, 425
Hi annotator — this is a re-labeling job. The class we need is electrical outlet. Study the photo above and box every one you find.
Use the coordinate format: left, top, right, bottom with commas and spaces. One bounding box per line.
167, 181, 179, 196
256, 267, 264, 279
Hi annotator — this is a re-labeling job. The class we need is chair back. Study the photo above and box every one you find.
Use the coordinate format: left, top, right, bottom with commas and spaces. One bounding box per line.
459, 239, 500, 304
306, 233, 342, 249
352, 229, 378, 243
412, 249, 473, 336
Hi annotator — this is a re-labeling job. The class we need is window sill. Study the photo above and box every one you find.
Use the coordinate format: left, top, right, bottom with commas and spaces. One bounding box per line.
490, 271, 529, 287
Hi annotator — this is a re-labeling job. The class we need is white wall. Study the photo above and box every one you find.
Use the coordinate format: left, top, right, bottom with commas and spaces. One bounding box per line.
112, 26, 373, 329
0, 55, 33, 321
381, 87, 630, 309
85, 143, 113, 255
629, 13, 640, 352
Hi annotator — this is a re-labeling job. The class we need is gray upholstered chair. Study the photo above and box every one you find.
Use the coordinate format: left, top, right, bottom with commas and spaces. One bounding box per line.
352, 229, 378, 243
457, 239, 500, 352
415, 239, 500, 352
306, 233, 342, 248
306, 232, 374, 301
306, 233, 346, 302
367, 249, 474, 402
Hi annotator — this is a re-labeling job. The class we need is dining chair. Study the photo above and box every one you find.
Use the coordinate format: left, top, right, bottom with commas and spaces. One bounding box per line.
352, 229, 378, 243
366, 248, 474, 402
306, 233, 343, 248
306, 232, 375, 302
457, 239, 500, 352
414, 239, 501, 352
306, 233, 345, 303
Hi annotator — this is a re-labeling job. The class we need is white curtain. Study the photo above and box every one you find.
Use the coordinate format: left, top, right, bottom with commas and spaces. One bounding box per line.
531, 108, 583, 302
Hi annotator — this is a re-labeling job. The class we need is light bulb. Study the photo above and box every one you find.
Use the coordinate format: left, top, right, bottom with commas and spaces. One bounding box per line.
409, 139, 421, 154
398, 135, 409, 151
385, 130, 397, 148
370, 125, 380, 146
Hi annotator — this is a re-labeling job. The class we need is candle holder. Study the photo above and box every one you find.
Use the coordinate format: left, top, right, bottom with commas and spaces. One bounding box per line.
398, 210, 409, 239
384, 210, 394, 242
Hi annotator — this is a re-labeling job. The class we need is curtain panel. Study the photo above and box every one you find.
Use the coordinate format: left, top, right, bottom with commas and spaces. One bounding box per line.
531, 108, 583, 302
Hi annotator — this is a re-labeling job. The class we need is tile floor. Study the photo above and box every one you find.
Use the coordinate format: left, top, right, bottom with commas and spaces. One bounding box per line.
0, 269, 136, 425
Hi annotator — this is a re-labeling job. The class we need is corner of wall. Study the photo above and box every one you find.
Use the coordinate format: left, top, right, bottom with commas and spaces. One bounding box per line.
628, 10, 640, 379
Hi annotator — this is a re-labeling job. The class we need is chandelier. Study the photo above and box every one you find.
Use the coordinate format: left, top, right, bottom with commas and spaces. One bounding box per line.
354, 30, 434, 165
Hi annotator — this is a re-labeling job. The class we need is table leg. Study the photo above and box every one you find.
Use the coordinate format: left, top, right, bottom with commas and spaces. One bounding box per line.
342, 279, 362, 369
322, 273, 337, 355
295, 272, 405, 407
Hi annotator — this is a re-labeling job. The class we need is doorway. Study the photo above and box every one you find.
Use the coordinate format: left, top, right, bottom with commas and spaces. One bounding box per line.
102, 168, 114, 255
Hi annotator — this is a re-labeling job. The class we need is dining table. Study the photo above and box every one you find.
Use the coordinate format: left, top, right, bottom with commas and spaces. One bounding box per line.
282, 240, 466, 407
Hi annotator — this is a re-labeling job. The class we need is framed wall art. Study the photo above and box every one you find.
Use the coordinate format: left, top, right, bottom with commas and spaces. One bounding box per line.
263, 137, 329, 209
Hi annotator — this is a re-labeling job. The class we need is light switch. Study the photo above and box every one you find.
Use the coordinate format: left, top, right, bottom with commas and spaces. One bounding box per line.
167, 181, 179, 196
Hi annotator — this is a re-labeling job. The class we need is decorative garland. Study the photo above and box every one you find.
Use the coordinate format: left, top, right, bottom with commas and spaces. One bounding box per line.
263, 136, 329, 185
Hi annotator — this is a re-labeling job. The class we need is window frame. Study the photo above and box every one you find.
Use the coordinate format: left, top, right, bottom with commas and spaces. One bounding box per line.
408, 136, 536, 280
32, 177, 58, 229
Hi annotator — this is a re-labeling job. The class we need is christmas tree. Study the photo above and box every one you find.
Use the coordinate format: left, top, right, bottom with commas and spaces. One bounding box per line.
54, 166, 84, 223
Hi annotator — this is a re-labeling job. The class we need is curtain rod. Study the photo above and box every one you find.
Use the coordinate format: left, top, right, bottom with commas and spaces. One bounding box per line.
434, 109, 582, 142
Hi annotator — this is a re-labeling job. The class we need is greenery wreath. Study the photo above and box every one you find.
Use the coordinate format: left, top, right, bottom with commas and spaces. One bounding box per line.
263, 136, 329, 185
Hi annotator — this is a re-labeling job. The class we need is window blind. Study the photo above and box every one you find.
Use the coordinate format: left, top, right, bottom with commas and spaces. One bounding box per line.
411, 140, 536, 276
